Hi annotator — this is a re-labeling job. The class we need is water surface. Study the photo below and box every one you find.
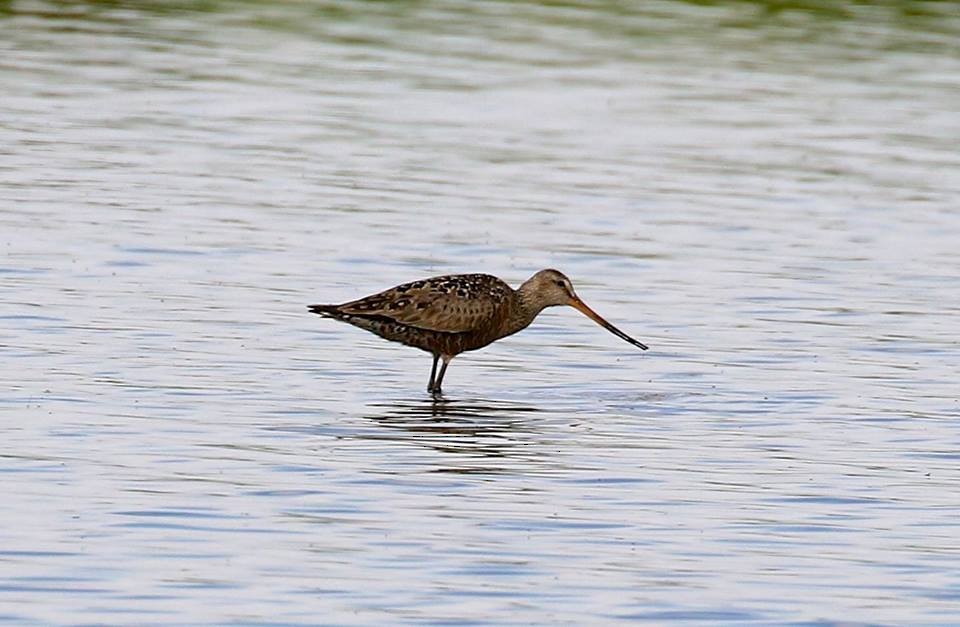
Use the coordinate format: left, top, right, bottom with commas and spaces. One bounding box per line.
2, 0, 959, 624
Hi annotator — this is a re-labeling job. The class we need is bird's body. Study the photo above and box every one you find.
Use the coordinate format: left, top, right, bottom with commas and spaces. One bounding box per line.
310, 274, 536, 356
309, 269, 648, 395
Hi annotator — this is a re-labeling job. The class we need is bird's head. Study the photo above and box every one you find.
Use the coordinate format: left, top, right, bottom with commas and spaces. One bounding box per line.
522, 268, 578, 308
520, 268, 649, 350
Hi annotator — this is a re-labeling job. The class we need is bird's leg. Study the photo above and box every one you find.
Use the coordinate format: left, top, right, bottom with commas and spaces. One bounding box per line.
432, 355, 452, 396
427, 354, 439, 393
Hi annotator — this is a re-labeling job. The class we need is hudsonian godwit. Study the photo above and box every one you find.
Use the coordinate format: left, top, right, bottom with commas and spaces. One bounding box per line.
308, 269, 648, 395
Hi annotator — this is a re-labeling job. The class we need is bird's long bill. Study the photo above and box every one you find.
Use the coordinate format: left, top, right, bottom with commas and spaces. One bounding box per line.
570, 297, 649, 350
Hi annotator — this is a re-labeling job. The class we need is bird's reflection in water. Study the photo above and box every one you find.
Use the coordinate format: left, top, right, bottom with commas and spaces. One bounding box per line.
363, 396, 550, 473
371, 396, 540, 420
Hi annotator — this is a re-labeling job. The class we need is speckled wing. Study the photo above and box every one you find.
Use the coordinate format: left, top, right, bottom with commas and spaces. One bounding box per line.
335, 274, 512, 333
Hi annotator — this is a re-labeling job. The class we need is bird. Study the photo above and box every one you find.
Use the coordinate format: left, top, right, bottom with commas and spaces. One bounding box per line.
308, 269, 648, 395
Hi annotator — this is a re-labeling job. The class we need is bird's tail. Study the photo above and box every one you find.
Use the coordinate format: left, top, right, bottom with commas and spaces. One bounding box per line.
307, 304, 342, 318
308, 304, 384, 334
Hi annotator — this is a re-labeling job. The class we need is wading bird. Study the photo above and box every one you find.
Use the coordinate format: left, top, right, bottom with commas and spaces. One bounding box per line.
308, 269, 648, 395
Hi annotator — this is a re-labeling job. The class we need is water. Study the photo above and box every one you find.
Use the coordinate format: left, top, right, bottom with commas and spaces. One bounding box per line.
2, 0, 960, 624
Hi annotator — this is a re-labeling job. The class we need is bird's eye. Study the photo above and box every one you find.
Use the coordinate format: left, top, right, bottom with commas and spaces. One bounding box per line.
555, 280, 564, 287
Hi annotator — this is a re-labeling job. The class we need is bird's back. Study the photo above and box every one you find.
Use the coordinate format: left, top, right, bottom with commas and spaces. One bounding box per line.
309, 273, 516, 354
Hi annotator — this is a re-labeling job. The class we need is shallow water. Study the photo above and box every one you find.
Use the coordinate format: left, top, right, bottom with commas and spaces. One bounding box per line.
2, 0, 960, 624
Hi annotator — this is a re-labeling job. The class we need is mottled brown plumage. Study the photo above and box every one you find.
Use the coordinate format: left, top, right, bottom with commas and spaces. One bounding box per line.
308, 269, 648, 395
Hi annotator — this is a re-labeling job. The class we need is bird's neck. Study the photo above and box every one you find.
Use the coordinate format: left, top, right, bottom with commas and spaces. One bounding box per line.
503, 283, 546, 337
